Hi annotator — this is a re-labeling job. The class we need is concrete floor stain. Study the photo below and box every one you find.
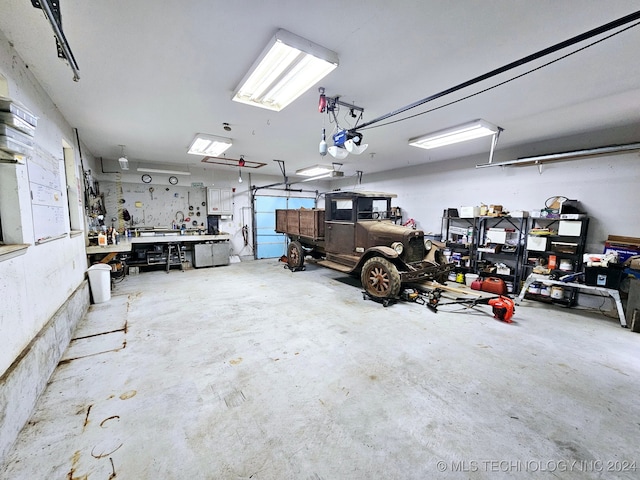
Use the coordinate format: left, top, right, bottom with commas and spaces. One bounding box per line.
119, 390, 136, 400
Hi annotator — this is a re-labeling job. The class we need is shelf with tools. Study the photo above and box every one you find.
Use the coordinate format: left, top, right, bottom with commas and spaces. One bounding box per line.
440, 212, 476, 275
473, 215, 529, 294
522, 217, 589, 275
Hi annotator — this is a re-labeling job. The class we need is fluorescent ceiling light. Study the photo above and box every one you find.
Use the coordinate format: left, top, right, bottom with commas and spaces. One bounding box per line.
118, 156, 129, 170
232, 29, 338, 112
187, 133, 232, 156
137, 167, 191, 176
301, 171, 344, 182
409, 119, 500, 149
295, 164, 336, 177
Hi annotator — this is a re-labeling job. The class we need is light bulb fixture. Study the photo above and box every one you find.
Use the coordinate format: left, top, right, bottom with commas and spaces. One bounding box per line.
118, 145, 129, 170
238, 169, 243, 183
319, 128, 327, 156
187, 133, 232, 156
232, 29, 339, 111
328, 129, 367, 158
328, 146, 348, 160
409, 119, 501, 150
344, 138, 368, 155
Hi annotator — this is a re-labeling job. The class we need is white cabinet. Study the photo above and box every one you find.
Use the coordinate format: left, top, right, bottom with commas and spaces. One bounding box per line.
206, 187, 233, 215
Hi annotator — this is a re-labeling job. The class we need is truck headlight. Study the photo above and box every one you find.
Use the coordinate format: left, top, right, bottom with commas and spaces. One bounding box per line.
424, 239, 432, 251
391, 242, 404, 255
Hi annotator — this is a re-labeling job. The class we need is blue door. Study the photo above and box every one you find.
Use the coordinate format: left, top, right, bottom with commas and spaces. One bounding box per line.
255, 196, 316, 258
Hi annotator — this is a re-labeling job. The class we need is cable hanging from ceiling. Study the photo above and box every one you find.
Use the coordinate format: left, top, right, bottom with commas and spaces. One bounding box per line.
353, 10, 640, 133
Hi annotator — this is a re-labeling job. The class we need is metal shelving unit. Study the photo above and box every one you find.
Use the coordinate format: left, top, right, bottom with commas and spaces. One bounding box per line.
473, 216, 529, 294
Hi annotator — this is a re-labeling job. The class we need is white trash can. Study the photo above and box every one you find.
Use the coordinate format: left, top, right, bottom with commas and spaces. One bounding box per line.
88, 263, 112, 303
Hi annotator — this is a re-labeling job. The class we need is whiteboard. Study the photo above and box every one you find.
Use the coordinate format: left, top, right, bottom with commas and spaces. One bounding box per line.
27, 147, 67, 244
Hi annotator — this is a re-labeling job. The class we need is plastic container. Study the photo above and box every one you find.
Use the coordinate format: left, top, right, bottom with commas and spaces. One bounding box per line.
87, 264, 112, 303
465, 273, 479, 287
0, 112, 36, 136
0, 96, 38, 127
0, 135, 33, 155
0, 124, 34, 147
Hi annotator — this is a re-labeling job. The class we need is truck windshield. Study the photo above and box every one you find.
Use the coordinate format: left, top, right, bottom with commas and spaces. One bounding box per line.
357, 198, 390, 220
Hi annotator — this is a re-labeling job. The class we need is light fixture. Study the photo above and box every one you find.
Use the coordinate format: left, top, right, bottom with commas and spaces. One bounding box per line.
137, 167, 191, 176
328, 129, 367, 158
238, 155, 245, 183
118, 145, 129, 170
295, 164, 335, 177
319, 128, 327, 156
327, 146, 349, 159
409, 119, 501, 149
232, 29, 339, 111
344, 138, 368, 155
187, 133, 232, 156
300, 171, 344, 182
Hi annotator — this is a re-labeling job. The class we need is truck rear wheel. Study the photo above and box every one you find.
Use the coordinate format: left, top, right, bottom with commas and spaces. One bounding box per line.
361, 257, 401, 299
287, 241, 305, 269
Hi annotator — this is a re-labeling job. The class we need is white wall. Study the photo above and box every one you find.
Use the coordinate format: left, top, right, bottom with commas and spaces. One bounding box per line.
333, 141, 640, 253
0, 31, 89, 375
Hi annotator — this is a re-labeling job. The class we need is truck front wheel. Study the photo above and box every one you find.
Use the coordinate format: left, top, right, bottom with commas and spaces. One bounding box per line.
287, 241, 305, 270
361, 257, 401, 299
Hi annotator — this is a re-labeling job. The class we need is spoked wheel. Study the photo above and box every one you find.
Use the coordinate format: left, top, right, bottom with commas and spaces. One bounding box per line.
361, 257, 401, 299
287, 241, 305, 270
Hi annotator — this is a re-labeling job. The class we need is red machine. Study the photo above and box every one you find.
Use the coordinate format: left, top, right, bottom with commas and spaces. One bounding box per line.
421, 289, 515, 323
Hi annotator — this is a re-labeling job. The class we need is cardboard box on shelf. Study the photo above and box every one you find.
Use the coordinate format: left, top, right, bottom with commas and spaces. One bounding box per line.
486, 228, 517, 245
459, 206, 480, 218
527, 235, 548, 252
558, 220, 583, 236
604, 235, 640, 263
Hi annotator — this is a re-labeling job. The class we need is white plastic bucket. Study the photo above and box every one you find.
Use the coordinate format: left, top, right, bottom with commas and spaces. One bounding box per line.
465, 273, 479, 287
88, 263, 112, 303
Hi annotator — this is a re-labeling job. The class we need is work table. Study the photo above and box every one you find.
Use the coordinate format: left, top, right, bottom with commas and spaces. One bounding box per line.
86, 233, 230, 255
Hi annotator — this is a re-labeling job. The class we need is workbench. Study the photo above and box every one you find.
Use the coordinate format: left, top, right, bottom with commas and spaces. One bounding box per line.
516, 273, 627, 327
86, 233, 231, 271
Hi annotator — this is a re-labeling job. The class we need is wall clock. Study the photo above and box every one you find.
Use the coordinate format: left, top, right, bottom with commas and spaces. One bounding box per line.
169, 176, 178, 185
141, 174, 152, 183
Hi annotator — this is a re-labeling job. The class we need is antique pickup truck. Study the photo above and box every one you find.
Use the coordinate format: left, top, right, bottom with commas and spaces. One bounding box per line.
275, 191, 453, 300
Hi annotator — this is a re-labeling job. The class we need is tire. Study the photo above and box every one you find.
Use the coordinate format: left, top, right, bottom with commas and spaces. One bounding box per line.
361, 256, 401, 299
287, 241, 305, 269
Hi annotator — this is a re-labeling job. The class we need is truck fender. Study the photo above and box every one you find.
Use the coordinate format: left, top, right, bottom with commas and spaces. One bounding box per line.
365, 246, 398, 259
351, 246, 399, 272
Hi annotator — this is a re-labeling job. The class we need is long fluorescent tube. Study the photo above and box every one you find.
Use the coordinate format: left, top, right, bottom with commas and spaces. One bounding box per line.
137, 168, 191, 176
409, 119, 500, 149
296, 164, 335, 176
301, 171, 344, 182
187, 134, 232, 156
232, 29, 338, 111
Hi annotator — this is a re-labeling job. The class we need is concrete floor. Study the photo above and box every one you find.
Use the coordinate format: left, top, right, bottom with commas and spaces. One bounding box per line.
2, 259, 639, 479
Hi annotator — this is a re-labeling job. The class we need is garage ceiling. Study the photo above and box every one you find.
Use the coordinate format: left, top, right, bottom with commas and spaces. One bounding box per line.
1, 1, 639, 178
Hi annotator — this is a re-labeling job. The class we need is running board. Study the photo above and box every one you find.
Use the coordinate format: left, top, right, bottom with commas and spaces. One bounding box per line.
316, 259, 353, 273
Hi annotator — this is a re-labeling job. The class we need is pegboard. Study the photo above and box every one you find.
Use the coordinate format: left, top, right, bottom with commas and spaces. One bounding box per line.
100, 181, 210, 230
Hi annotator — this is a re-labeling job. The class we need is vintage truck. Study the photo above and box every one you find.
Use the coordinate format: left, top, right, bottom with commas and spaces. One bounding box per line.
275, 191, 454, 300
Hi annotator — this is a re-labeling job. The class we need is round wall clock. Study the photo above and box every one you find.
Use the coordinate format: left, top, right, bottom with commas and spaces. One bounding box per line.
141, 174, 152, 183
169, 176, 178, 185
